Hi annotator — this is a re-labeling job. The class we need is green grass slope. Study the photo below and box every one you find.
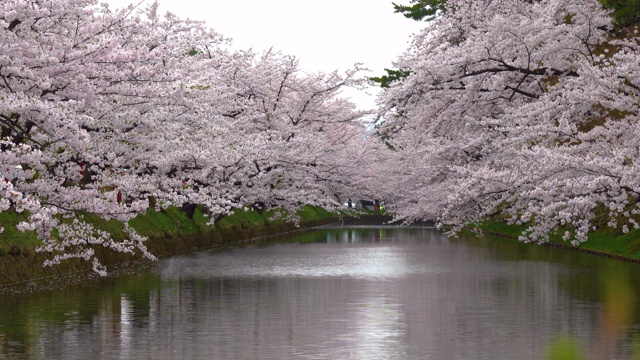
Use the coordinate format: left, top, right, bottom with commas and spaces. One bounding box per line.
478, 221, 640, 263
0, 205, 339, 285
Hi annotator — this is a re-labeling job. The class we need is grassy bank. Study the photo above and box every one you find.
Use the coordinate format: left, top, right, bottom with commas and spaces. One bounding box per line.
0, 205, 340, 286
478, 221, 640, 263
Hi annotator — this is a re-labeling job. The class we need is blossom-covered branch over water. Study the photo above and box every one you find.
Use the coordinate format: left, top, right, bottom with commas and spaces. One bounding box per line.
375, 0, 640, 244
0, 0, 374, 273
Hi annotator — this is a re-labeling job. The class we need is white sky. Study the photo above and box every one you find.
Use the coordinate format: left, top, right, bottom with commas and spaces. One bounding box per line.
102, 0, 424, 109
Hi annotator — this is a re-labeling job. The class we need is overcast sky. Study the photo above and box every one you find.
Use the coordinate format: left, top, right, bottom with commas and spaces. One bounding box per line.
103, 0, 423, 109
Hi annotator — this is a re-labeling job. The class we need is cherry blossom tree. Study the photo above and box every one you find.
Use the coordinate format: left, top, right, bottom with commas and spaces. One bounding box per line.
375, 0, 640, 244
164, 49, 371, 219
1, 0, 370, 273
1, 0, 177, 273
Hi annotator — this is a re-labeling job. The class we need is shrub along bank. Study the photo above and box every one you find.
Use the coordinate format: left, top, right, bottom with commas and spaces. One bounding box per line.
0, 206, 340, 286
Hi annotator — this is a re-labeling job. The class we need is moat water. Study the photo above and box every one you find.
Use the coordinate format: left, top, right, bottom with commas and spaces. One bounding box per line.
2, 227, 640, 359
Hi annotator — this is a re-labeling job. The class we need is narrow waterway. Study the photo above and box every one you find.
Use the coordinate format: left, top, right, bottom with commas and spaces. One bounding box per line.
2, 227, 640, 359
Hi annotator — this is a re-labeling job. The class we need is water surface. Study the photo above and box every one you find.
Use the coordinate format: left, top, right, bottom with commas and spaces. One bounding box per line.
2, 227, 640, 359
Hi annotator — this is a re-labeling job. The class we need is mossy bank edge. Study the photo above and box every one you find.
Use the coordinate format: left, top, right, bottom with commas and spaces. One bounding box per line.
0, 206, 343, 286
475, 221, 640, 264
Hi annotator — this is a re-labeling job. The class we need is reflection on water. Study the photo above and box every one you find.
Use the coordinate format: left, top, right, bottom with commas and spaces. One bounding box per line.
2, 227, 640, 359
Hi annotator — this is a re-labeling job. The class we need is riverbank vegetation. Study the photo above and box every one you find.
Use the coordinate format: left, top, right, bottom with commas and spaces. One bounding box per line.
0, 205, 340, 285
476, 217, 640, 264
373, 0, 640, 251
